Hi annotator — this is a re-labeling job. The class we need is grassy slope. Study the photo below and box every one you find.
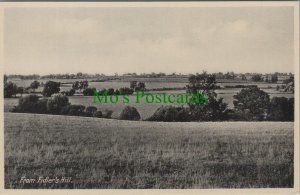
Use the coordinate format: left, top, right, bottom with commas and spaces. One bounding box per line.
4, 113, 294, 189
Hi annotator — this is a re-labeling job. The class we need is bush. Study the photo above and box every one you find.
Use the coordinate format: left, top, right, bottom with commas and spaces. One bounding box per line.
83, 88, 95, 96
147, 106, 190, 122
93, 110, 103, 118
60, 105, 71, 115
68, 105, 85, 116
47, 94, 70, 114
12, 95, 47, 114
85, 106, 97, 117
119, 106, 141, 121
65, 89, 75, 96
267, 97, 294, 121
102, 109, 113, 118
119, 87, 134, 95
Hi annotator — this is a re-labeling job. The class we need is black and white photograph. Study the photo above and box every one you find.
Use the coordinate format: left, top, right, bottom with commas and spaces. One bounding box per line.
0, 1, 299, 193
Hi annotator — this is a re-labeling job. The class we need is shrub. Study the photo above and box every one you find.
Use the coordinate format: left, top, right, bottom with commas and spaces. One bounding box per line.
12, 95, 47, 114
85, 106, 97, 117
65, 89, 75, 96
60, 105, 71, 115
119, 87, 134, 95
83, 88, 95, 96
93, 110, 103, 118
47, 94, 70, 114
107, 88, 115, 96
102, 109, 113, 118
147, 106, 190, 122
119, 106, 141, 121
16, 94, 39, 112
267, 97, 294, 121
68, 105, 85, 116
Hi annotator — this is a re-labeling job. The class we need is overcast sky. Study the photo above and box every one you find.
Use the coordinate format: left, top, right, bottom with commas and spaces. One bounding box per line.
3, 6, 295, 75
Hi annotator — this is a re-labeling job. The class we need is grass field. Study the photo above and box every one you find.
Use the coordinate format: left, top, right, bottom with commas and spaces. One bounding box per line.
4, 113, 294, 189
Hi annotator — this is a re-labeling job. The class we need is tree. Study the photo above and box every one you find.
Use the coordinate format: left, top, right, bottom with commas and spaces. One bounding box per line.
42, 81, 60, 97
241, 74, 246, 80
17, 87, 24, 97
186, 72, 228, 121
137, 82, 146, 90
76, 72, 83, 78
72, 81, 80, 91
83, 88, 95, 96
30, 80, 40, 92
187, 71, 216, 94
252, 74, 262, 82
4, 74, 8, 84
79, 80, 89, 91
233, 87, 270, 121
119, 106, 141, 121
46, 94, 70, 114
267, 97, 294, 121
130, 81, 137, 89
4, 82, 18, 98
271, 74, 278, 83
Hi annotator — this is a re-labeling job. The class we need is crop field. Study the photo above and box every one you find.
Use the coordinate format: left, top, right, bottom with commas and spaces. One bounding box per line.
4, 113, 293, 189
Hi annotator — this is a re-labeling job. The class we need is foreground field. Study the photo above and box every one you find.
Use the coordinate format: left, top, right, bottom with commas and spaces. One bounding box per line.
5, 113, 293, 189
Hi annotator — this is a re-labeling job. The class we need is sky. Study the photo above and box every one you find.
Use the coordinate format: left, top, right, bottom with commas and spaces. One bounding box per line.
3, 6, 295, 75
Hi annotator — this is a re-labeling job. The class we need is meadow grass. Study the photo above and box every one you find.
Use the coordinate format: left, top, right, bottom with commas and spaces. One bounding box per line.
4, 113, 294, 189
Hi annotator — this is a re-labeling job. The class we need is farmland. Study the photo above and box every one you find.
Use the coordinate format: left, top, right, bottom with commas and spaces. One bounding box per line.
4, 113, 293, 189
4, 78, 294, 120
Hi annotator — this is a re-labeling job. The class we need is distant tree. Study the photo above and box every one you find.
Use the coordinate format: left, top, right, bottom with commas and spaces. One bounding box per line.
72, 81, 80, 91
252, 74, 262, 82
107, 88, 115, 95
241, 74, 246, 80
76, 72, 83, 78
17, 87, 24, 97
4, 74, 8, 84
30, 80, 40, 92
65, 89, 75, 96
42, 81, 60, 97
283, 75, 294, 84
79, 80, 89, 91
271, 74, 278, 83
233, 87, 270, 121
137, 82, 146, 90
224, 72, 235, 79
4, 82, 18, 98
83, 87, 95, 96
130, 81, 137, 89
